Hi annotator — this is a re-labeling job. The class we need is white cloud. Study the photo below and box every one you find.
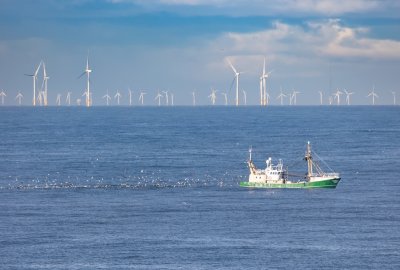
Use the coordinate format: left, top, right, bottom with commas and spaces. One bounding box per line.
212, 19, 400, 64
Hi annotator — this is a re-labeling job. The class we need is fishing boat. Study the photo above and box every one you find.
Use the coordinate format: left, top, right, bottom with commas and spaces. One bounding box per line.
240, 142, 341, 189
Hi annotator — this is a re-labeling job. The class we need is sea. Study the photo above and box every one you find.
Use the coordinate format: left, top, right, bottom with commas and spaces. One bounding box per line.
0, 106, 399, 269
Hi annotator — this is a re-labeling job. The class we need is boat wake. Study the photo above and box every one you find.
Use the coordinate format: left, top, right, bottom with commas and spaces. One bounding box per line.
0, 173, 246, 191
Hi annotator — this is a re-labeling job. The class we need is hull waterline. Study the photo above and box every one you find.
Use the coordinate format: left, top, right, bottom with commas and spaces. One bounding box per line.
240, 178, 341, 189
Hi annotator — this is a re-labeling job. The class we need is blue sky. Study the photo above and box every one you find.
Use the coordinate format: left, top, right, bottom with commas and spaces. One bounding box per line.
0, 0, 400, 105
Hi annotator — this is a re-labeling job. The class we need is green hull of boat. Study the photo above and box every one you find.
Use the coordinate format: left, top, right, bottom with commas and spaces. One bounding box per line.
240, 178, 340, 189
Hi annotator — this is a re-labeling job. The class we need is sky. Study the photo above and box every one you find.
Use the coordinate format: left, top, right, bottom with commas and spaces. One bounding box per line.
0, 0, 400, 105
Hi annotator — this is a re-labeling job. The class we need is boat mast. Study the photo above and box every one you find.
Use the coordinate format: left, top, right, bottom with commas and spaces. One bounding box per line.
248, 147, 257, 174
304, 141, 313, 179
249, 146, 252, 161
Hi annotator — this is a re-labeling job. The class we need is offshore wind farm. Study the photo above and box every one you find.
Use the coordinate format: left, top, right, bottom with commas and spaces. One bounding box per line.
0, 54, 398, 107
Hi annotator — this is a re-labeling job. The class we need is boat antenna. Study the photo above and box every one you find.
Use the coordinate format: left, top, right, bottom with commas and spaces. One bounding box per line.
249, 146, 252, 161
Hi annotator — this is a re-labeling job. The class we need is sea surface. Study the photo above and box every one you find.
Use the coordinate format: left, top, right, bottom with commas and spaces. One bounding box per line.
0, 106, 399, 269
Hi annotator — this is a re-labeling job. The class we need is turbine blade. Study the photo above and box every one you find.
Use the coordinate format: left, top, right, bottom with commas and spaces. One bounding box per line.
78, 72, 86, 79
263, 57, 266, 75
42, 62, 47, 77
227, 59, 237, 74
34, 61, 42, 76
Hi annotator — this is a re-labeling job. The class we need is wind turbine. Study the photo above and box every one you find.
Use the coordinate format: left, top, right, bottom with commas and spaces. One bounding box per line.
162, 90, 169, 106
318, 91, 323, 105
329, 96, 333, 105
208, 88, 217, 105
170, 92, 174, 106
277, 88, 286, 105
242, 90, 247, 106
367, 86, 378, 105
0, 90, 6, 105
260, 57, 273, 106
128, 88, 133, 106
78, 55, 92, 107
221, 92, 228, 105
139, 91, 146, 105
192, 91, 196, 106
114, 90, 122, 105
56, 94, 61, 106
155, 91, 163, 106
333, 89, 343, 105
66, 92, 72, 106
25, 61, 42, 106
15, 92, 23, 105
291, 90, 300, 105
344, 89, 354, 105
103, 90, 111, 106
391, 91, 396, 105
228, 59, 243, 106
42, 61, 49, 106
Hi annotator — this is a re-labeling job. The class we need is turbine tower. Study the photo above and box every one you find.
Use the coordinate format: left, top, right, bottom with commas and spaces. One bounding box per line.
277, 88, 286, 105
37, 91, 43, 106
333, 89, 343, 105
56, 94, 61, 106
208, 88, 217, 105
260, 57, 272, 106
391, 91, 396, 105
228, 59, 242, 106
25, 61, 42, 106
66, 92, 72, 106
221, 92, 228, 105
15, 92, 23, 105
103, 90, 111, 106
0, 90, 6, 105
170, 92, 174, 106
78, 55, 92, 107
318, 91, 323, 105
367, 86, 378, 105
344, 89, 354, 105
114, 90, 122, 105
291, 90, 300, 105
42, 62, 49, 106
128, 88, 133, 106
265, 92, 270, 105
155, 91, 163, 106
162, 91, 169, 106
328, 96, 333, 105
192, 91, 196, 106
139, 91, 146, 105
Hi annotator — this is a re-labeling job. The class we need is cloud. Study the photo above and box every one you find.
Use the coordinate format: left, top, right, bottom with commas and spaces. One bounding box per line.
213, 19, 400, 64
108, 0, 398, 16
290, 0, 378, 15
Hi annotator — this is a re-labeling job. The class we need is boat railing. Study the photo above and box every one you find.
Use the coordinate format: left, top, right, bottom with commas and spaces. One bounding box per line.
312, 172, 340, 178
